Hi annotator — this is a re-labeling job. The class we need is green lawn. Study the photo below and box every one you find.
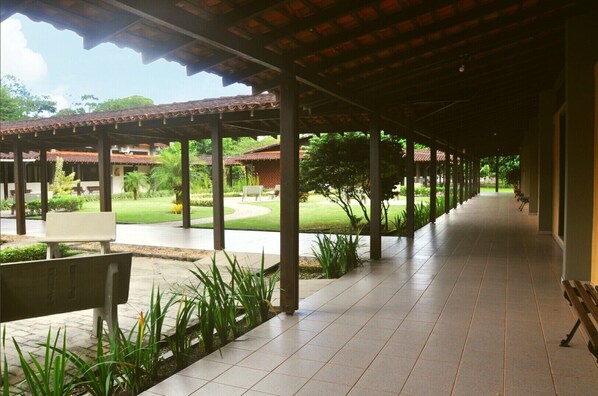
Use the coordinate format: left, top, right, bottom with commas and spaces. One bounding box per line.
195, 195, 429, 233
480, 186, 513, 193
80, 197, 232, 224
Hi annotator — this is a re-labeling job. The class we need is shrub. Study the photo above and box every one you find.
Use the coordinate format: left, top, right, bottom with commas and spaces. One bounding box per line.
312, 231, 362, 279
49, 195, 83, 212
1, 198, 14, 210
0, 243, 70, 263
189, 198, 213, 207
171, 204, 183, 214
399, 185, 431, 196
26, 199, 42, 216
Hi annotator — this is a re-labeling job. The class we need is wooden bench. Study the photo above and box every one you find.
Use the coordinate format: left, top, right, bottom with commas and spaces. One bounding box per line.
242, 185, 263, 201
87, 185, 101, 194
560, 280, 598, 362
10, 192, 41, 215
0, 252, 132, 336
40, 212, 116, 259
267, 184, 280, 199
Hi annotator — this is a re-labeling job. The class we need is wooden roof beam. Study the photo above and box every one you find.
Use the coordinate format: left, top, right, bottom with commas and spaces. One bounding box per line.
289, 0, 456, 60
222, 63, 266, 86
100, 0, 425, 140
142, 35, 195, 64
83, 14, 142, 50
312, 0, 573, 72
1, 0, 32, 22
216, 0, 288, 29
186, 52, 238, 76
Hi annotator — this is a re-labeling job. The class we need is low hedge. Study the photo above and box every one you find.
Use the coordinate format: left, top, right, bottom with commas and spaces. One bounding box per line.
0, 243, 71, 263
49, 195, 84, 211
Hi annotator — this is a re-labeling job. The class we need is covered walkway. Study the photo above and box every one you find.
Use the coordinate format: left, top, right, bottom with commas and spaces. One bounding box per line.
136, 193, 598, 396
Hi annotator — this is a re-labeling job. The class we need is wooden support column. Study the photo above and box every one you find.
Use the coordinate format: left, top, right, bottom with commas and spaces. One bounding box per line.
430, 138, 437, 222
495, 155, 500, 193
538, 90, 557, 233
2, 162, 8, 200
562, 10, 597, 280
211, 117, 225, 250
464, 158, 470, 201
405, 129, 415, 238
13, 141, 26, 235
369, 116, 381, 260
452, 154, 459, 208
181, 139, 191, 229
444, 147, 451, 214
458, 157, 466, 205
279, 71, 300, 314
98, 133, 112, 212
40, 148, 48, 221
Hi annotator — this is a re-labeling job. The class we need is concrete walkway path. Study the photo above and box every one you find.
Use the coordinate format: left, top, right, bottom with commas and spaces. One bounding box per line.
159, 197, 272, 226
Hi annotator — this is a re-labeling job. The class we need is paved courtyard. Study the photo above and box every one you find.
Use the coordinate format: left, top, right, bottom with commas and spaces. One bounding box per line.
139, 194, 598, 396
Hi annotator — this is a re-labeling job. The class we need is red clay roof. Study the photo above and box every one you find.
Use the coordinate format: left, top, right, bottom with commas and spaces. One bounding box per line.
234, 150, 306, 162
1, 151, 159, 165
0, 94, 278, 136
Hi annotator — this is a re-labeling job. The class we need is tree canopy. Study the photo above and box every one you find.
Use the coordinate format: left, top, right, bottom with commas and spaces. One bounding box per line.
0, 75, 56, 120
300, 132, 403, 231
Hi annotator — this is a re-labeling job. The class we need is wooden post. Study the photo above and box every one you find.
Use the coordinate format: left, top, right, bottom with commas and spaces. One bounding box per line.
444, 147, 451, 214
495, 154, 500, 192
430, 139, 437, 222
40, 148, 48, 221
279, 71, 300, 314
2, 162, 8, 200
405, 129, 415, 238
369, 116, 381, 259
98, 133, 112, 212
211, 117, 225, 250
181, 139, 191, 228
13, 141, 26, 235
459, 157, 467, 205
452, 153, 459, 208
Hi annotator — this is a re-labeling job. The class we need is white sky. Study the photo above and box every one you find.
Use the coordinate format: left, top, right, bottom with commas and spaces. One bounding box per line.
0, 14, 251, 111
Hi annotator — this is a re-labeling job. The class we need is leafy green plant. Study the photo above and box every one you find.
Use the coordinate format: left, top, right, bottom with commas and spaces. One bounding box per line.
59, 327, 119, 396
227, 251, 280, 327
112, 314, 150, 395
12, 328, 75, 396
189, 197, 213, 207
49, 195, 83, 212
312, 232, 362, 279
1, 198, 14, 210
190, 258, 239, 349
26, 199, 42, 216
123, 171, 150, 200
0, 243, 70, 263
145, 287, 175, 380
2, 327, 9, 396
166, 295, 196, 370
50, 156, 80, 195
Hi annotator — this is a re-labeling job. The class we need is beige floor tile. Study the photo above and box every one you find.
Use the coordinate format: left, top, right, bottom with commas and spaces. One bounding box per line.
329, 348, 377, 368
190, 382, 246, 396
145, 374, 207, 396
295, 379, 352, 395
273, 356, 325, 378
251, 372, 309, 396
212, 365, 268, 389
177, 359, 232, 381
237, 351, 287, 371
313, 363, 365, 386
355, 368, 409, 393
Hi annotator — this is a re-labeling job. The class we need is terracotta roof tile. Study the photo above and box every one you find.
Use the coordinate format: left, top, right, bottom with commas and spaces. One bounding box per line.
0, 94, 278, 136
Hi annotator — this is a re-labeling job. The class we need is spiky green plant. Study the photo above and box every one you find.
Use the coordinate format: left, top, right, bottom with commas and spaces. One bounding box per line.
12, 327, 75, 396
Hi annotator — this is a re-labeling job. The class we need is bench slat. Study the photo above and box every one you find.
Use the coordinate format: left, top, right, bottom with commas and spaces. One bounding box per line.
574, 280, 598, 321
563, 281, 598, 345
0, 253, 132, 323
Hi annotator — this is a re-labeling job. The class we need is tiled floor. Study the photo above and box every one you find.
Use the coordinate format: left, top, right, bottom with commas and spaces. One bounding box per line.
140, 193, 598, 396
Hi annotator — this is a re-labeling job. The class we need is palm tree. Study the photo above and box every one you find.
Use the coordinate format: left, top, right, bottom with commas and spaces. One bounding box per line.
123, 170, 149, 200
151, 146, 205, 204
